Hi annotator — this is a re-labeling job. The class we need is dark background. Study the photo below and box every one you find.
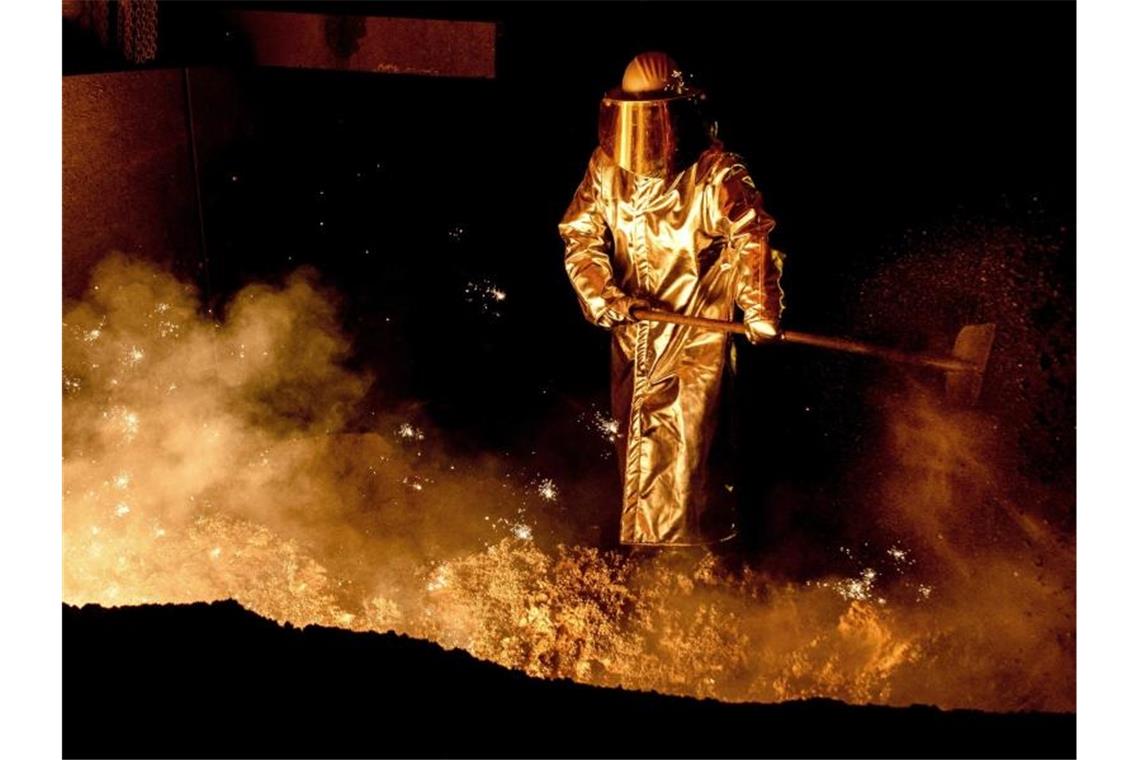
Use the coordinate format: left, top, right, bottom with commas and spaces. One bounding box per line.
64, 1, 1075, 557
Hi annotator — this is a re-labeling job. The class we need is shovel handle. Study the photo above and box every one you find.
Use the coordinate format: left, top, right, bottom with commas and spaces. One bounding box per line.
628, 307, 978, 373
629, 307, 749, 335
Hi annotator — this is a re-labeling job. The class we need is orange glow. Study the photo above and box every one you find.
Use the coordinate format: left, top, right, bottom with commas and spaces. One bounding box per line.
63, 254, 1074, 713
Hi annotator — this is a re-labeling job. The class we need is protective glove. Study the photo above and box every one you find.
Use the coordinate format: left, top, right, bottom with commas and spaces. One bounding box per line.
598, 295, 651, 328
743, 311, 780, 345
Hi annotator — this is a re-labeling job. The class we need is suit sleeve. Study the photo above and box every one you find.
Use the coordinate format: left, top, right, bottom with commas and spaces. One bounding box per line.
559, 151, 625, 327
704, 156, 783, 325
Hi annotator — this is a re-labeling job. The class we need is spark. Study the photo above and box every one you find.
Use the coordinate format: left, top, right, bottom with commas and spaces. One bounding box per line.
510, 522, 534, 541
124, 346, 145, 365
426, 565, 450, 592
114, 502, 131, 518
535, 478, 559, 502
464, 279, 508, 315
917, 584, 933, 601
106, 407, 141, 441
83, 328, 102, 343
590, 411, 620, 443
396, 423, 425, 441
832, 568, 877, 601
402, 473, 431, 492
209, 547, 222, 560
112, 473, 130, 490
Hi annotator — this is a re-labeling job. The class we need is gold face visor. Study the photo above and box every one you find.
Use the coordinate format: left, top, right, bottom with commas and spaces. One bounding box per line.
598, 92, 703, 178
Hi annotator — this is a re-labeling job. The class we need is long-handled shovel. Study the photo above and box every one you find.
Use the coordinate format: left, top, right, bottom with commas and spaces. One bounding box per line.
629, 307, 996, 406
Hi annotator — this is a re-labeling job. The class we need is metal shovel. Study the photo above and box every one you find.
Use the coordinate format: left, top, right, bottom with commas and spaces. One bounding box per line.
629, 307, 996, 406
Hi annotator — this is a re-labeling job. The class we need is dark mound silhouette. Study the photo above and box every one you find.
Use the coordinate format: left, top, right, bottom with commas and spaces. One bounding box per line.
63, 601, 1074, 758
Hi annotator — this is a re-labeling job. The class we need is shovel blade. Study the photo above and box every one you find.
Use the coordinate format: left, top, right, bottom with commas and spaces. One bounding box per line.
945, 322, 996, 406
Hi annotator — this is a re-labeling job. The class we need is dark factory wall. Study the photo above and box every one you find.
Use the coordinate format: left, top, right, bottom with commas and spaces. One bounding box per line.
62, 69, 204, 299
62, 4, 497, 302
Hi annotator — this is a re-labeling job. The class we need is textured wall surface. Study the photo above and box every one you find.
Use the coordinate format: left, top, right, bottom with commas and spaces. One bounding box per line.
63, 69, 202, 298
227, 10, 496, 78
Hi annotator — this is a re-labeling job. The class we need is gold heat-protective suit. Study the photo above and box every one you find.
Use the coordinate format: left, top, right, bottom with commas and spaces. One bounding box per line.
560, 146, 783, 546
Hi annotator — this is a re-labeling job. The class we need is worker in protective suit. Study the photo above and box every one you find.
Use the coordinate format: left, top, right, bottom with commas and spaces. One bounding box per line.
560, 52, 784, 547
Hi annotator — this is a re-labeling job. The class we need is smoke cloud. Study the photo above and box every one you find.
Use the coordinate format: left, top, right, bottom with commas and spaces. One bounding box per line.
63, 250, 1074, 713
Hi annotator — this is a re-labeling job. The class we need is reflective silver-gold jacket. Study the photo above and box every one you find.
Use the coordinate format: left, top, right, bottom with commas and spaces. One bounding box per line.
560, 146, 782, 546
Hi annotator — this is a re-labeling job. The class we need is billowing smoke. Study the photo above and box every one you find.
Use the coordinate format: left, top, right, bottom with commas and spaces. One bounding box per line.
63, 250, 1074, 713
